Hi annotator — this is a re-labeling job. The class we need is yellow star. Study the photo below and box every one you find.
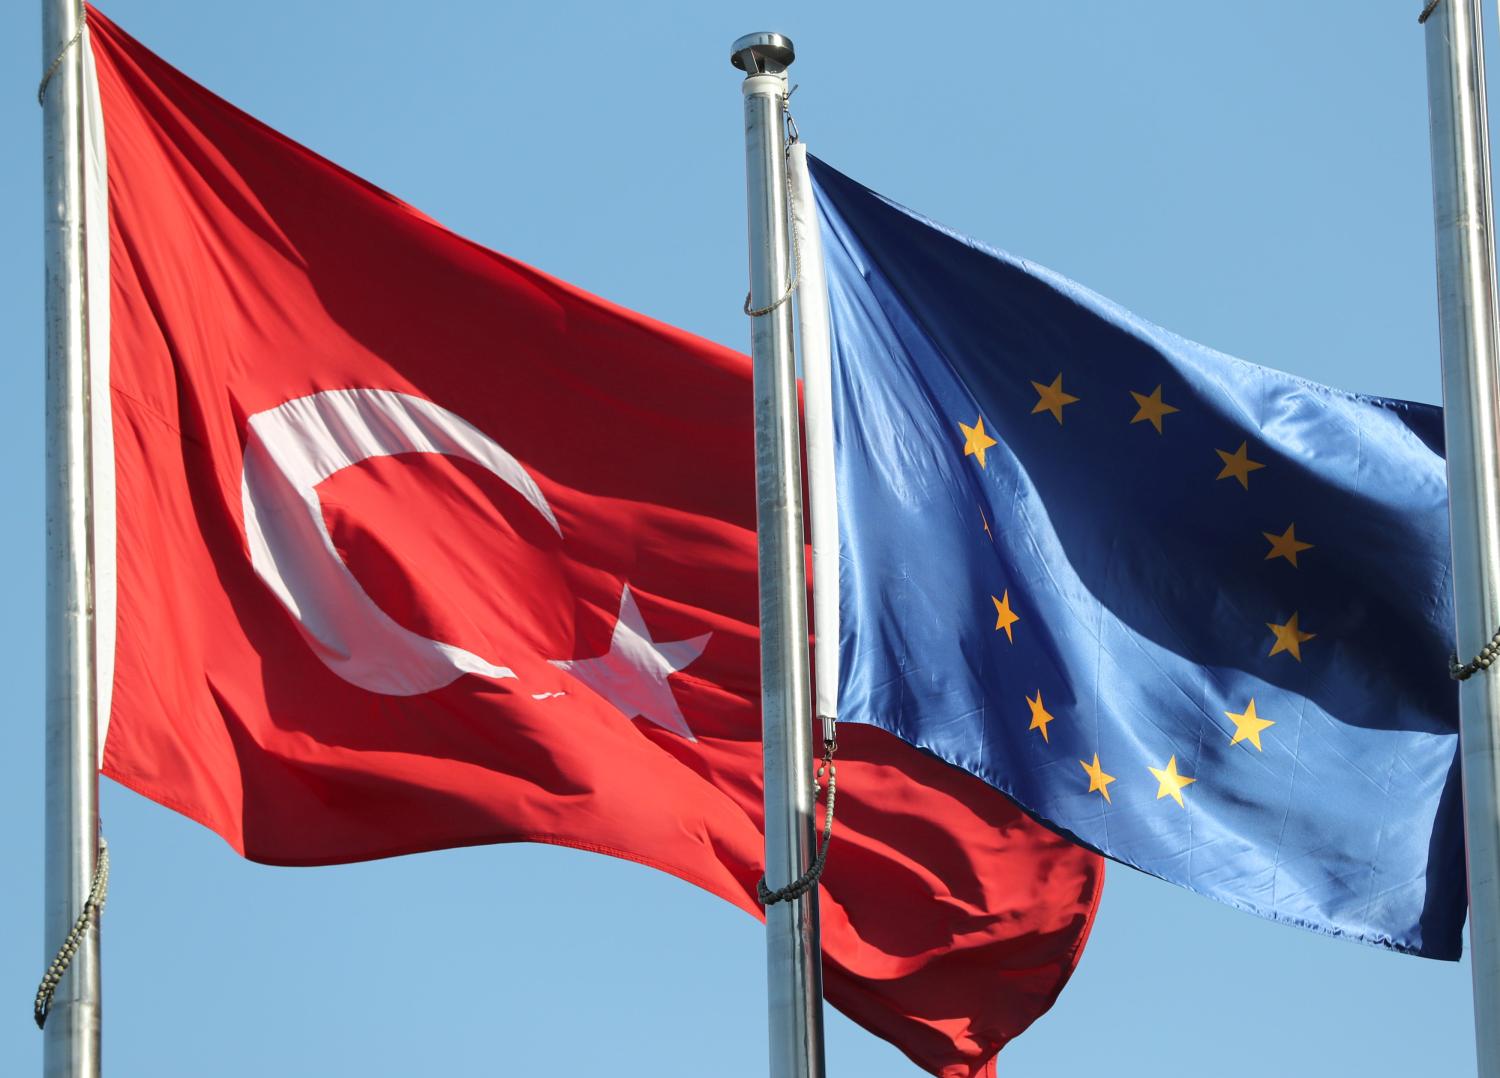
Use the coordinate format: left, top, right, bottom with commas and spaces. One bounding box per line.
1031, 374, 1080, 424
1263, 523, 1313, 567
1079, 753, 1116, 803
1215, 441, 1266, 489
1129, 385, 1179, 434
959, 416, 998, 468
1026, 690, 1055, 743
1266, 612, 1315, 661
1225, 698, 1275, 751
992, 591, 1019, 643
1148, 755, 1196, 807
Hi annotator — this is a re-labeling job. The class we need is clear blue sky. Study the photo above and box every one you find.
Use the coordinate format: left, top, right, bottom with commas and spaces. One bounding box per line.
0, 1, 1483, 1074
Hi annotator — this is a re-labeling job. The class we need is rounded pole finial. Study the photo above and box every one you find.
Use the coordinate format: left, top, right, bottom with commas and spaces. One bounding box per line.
731, 32, 795, 75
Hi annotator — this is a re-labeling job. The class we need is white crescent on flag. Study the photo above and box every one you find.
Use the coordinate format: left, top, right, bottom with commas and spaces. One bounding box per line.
240, 388, 561, 696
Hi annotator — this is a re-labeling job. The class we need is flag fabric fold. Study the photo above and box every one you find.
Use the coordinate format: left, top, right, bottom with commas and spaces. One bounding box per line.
806, 154, 1465, 959
83, 9, 1103, 1075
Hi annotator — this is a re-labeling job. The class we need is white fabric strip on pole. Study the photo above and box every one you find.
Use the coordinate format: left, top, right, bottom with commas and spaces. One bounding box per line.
1422, 2, 1500, 1075
40, 0, 102, 1073
81, 28, 115, 762
787, 143, 839, 731
730, 32, 828, 1078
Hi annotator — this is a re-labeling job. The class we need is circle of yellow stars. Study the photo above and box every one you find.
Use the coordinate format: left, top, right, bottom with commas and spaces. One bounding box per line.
951, 367, 1325, 811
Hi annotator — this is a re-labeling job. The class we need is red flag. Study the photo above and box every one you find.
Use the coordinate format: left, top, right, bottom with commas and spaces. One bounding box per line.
82, 9, 1103, 1074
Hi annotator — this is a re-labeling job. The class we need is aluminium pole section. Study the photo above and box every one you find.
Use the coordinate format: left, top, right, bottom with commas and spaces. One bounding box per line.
1424, 1, 1500, 1074
40, 1, 101, 1076
730, 32, 828, 1078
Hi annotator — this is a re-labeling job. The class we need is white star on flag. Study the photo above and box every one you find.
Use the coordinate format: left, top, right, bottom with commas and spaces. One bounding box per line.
550, 585, 711, 741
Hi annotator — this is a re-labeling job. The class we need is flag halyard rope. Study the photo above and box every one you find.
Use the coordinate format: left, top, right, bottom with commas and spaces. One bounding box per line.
742, 98, 802, 318
1451, 626, 1500, 680
758, 728, 836, 907
34, 837, 108, 1029
37, 5, 86, 107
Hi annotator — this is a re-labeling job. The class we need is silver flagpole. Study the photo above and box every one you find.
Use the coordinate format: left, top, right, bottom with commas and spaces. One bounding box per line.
40, 0, 101, 1075
730, 32, 827, 1078
1423, 2, 1500, 1075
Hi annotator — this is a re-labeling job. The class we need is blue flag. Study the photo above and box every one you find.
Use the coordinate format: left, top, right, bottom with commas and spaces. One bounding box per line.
807, 155, 1466, 958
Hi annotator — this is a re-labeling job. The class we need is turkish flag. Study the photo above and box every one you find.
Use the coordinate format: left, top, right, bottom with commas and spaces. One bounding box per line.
83, 9, 1103, 1075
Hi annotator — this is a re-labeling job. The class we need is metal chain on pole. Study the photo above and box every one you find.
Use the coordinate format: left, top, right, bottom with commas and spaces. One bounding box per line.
1452, 625, 1500, 680
34, 837, 108, 1029
743, 100, 802, 318
758, 727, 836, 906
36, 0, 84, 105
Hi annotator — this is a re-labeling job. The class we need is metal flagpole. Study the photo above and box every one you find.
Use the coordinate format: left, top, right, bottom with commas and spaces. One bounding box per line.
730, 32, 828, 1078
40, 0, 102, 1074
1423, 2, 1500, 1075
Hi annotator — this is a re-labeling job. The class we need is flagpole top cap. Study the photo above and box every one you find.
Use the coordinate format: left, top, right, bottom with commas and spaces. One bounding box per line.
730, 33, 795, 75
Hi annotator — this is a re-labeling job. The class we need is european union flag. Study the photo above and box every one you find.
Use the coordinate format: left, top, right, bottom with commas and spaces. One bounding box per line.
807, 155, 1466, 958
